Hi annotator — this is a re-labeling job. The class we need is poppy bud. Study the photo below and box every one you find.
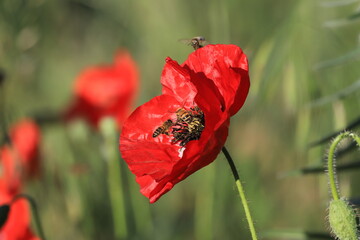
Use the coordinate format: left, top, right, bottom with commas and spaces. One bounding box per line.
328, 199, 359, 240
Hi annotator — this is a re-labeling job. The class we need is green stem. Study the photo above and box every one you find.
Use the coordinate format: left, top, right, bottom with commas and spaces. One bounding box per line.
222, 147, 258, 240
106, 154, 128, 239
327, 132, 360, 200
13, 194, 47, 240
0, 72, 10, 146
100, 118, 128, 239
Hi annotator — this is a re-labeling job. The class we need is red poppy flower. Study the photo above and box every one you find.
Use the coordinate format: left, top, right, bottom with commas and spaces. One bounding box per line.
120, 44, 249, 203
0, 181, 40, 240
0, 147, 22, 195
9, 119, 41, 178
0, 119, 41, 193
65, 50, 139, 129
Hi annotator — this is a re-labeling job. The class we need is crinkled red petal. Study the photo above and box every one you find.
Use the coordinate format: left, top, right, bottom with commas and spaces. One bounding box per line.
161, 57, 197, 104
120, 94, 183, 193
182, 44, 250, 116
162, 57, 226, 111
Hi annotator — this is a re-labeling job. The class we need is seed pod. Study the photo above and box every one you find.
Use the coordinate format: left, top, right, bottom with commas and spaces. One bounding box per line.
328, 199, 359, 240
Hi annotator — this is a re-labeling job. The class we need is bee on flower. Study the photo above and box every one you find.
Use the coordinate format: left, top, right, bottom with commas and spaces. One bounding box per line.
120, 44, 250, 203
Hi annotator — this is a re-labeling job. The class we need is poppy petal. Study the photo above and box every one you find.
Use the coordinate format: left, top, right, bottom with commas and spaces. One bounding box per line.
183, 44, 250, 116
120, 94, 184, 181
0, 182, 38, 239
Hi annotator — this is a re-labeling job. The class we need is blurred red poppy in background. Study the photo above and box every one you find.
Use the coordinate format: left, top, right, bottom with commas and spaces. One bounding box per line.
120, 44, 250, 203
0, 182, 39, 240
65, 50, 139, 129
10, 119, 41, 179
0, 119, 41, 194
0, 147, 22, 195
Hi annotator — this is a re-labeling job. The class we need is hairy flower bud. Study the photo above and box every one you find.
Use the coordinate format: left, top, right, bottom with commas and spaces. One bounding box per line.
328, 199, 359, 240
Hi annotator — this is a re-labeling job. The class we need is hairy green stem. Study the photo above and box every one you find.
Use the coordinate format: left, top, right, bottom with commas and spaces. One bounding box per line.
13, 194, 47, 240
327, 132, 360, 200
222, 147, 258, 240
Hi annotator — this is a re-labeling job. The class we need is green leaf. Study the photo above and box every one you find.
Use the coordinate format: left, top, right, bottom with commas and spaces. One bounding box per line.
307, 79, 360, 108
314, 47, 360, 70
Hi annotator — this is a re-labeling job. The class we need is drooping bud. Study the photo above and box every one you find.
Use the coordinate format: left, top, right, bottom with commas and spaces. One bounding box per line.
328, 199, 359, 240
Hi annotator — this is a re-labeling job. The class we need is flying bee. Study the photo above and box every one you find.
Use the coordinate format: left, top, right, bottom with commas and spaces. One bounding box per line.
179, 36, 209, 50
152, 119, 174, 138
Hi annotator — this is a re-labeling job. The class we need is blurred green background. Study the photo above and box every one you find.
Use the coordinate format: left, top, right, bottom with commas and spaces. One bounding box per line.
1, 0, 360, 239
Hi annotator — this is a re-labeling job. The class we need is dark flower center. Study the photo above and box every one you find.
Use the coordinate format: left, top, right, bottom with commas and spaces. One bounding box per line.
152, 106, 205, 146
